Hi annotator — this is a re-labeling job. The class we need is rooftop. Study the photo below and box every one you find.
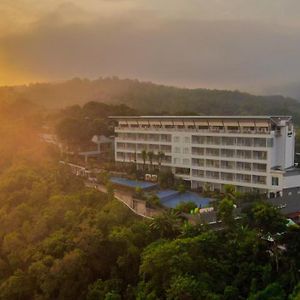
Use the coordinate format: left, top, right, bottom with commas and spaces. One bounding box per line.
268, 187, 300, 215
109, 115, 291, 119
284, 168, 300, 177
109, 115, 292, 125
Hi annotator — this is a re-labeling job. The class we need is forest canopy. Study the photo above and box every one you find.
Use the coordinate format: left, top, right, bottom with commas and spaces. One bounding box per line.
0, 99, 300, 300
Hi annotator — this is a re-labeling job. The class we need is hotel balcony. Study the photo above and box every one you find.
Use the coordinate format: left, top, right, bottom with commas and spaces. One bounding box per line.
116, 125, 271, 135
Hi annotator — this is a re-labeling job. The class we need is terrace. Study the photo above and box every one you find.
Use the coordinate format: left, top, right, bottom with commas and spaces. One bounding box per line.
109, 176, 212, 210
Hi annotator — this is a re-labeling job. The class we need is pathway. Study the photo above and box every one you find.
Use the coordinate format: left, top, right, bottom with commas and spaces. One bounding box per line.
85, 182, 160, 220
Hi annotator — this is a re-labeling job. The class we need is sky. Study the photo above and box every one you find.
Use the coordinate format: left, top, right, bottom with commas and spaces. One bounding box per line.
1, 0, 300, 94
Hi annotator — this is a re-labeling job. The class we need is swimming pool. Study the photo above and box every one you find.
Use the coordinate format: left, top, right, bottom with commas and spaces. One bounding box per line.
158, 190, 211, 208
110, 177, 158, 190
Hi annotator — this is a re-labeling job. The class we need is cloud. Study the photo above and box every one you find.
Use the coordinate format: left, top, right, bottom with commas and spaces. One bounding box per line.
1, 0, 300, 92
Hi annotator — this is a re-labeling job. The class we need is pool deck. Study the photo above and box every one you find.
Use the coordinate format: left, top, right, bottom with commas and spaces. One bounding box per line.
110, 177, 158, 190
110, 177, 211, 209
158, 190, 211, 208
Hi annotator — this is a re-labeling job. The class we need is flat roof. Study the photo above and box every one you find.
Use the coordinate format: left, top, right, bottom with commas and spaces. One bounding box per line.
109, 115, 292, 122
284, 168, 300, 177
268, 188, 300, 215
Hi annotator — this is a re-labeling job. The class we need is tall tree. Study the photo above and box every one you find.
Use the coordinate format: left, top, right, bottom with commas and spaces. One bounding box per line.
141, 150, 147, 171
147, 151, 154, 173
157, 151, 165, 171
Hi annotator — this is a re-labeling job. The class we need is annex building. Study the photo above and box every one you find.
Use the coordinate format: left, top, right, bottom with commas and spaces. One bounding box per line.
110, 115, 300, 198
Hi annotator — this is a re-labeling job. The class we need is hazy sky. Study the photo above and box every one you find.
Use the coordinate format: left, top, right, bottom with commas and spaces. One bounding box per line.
1, 0, 300, 93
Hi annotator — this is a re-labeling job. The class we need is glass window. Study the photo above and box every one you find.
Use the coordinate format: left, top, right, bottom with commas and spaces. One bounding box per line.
173, 158, 181, 164
272, 177, 279, 186
267, 138, 274, 147
174, 147, 181, 153
184, 136, 191, 143
183, 147, 190, 154
183, 158, 190, 165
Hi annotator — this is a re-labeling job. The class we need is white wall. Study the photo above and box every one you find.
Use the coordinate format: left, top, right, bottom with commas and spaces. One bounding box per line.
171, 132, 192, 168
273, 125, 295, 169
283, 174, 300, 189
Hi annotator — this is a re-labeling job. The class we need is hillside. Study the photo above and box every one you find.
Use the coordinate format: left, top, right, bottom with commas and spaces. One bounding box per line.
1, 77, 300, 123
0, 90, 300, 300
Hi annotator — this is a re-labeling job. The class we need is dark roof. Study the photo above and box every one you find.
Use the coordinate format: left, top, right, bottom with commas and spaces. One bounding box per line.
283, 168, 300, 177
268, 188, 300, 215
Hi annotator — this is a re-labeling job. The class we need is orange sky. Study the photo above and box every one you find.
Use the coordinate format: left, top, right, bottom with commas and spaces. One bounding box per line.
1, 0, 300, 94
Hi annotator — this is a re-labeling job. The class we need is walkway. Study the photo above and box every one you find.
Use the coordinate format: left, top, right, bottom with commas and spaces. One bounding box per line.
62, 161, 162, 220
85, 182, 161, 220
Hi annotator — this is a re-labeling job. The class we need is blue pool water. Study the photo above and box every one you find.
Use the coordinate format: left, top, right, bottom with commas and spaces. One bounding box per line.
156, 189, 180, 201
158, 190, 211, 208
110, 177, 211, 208
110, 177, 158, 190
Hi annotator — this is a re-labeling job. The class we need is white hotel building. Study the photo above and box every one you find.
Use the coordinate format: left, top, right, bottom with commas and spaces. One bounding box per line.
111, 116, 300, 197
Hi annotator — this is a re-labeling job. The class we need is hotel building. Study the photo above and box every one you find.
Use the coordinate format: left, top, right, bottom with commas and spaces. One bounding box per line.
110, 116, 300, 197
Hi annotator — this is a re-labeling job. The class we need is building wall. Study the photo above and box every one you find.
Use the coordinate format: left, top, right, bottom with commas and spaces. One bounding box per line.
272, 123, 295, 169
113, 116, 295, 195
283, 174, 300, 189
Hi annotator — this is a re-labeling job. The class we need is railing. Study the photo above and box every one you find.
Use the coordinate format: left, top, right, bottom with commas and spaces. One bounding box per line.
116, 126, 271, 135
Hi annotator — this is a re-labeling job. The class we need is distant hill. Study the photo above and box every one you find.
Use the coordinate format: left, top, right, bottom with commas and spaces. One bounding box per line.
1, 77, 300, 124
264, 82, 300, 101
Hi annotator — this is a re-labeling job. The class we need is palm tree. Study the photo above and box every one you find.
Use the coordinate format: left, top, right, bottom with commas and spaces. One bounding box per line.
157, 151, 165, 171
134, 151, 138, 172
149, 210, 182, 238
141, 149, 147, 171
224, 184, 236, 201
147, 151, 154, 172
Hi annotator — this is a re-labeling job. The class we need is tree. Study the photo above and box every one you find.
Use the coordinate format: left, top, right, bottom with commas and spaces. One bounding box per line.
87, 280, 122, 300
156, 151, 165, 171
55, 117, 90, 148
141, 150, 147, 172
149, 210, 182, 239
217, 197, 235, 228
147, 151, 154, 172
247, 202, 287, 234
166, 275, 202, 300
147, 194, 161, 207
177, 183, 186, 194
248, 282, 286, 300
98, 171, 110, 185
224, 184, 236, 201
175, 201, 197, 213
106, 182, 115, 201
289, 283, 300, 300
134, 186, 144, 199
0, 269, 33, 300
158, 171, 175, 188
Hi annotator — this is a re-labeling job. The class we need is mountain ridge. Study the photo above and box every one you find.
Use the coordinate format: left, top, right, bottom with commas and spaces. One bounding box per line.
1, 77, 300, 123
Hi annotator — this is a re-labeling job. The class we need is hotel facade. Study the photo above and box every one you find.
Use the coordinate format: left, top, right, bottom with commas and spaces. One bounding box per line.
111, 116, 300, 197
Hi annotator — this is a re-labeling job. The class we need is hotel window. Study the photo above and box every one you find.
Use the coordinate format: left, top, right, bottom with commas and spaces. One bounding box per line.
184, 136, 191, 143
183, 147, 190, 154
183, 158, 190, 165
173, 158, 181, 164
174, 147, 181, 153
267, 138, 274, 147
272, 177, 279, 186
173, 136, 180, 143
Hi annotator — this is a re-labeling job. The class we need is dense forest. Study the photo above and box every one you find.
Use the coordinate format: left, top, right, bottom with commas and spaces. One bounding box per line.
0, 100, 300, 299
2, 77, 300, 124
